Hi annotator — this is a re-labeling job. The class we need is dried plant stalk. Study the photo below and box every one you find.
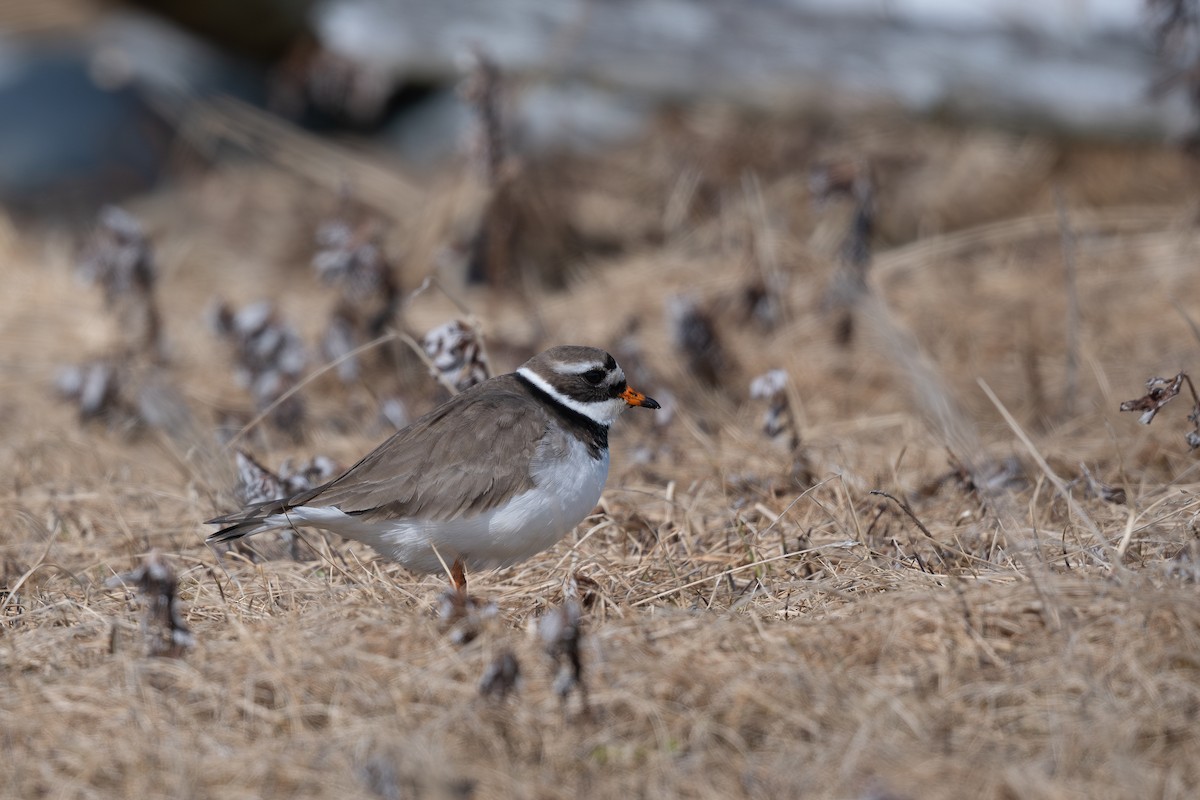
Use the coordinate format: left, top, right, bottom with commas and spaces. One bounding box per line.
108, 551, 194, 658
1119, 372, 1200, 448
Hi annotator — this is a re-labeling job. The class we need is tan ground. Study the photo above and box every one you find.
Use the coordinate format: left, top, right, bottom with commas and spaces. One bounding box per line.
4, 106, 1200, 799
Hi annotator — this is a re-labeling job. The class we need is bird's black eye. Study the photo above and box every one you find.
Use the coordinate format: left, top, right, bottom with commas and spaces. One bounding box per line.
582, 368, 606, 385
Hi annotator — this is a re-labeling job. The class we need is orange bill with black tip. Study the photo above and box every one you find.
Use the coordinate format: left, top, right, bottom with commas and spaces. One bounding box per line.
620, 385, 661, 410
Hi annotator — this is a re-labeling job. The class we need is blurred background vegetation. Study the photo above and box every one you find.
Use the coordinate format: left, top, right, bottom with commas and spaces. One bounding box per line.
3, 0, 1194, 223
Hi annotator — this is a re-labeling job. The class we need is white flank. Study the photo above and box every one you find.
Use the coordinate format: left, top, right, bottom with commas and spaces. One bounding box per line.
263, 434, 610, 573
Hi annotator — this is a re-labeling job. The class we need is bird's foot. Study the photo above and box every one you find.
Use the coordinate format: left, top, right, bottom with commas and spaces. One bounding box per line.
450, 557, 468, 596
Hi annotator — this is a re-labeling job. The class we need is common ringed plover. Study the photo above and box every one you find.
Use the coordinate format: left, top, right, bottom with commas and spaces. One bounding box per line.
207, 345, 659, 590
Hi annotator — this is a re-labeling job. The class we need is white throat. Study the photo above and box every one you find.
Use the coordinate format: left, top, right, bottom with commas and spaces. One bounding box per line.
517, 367, 627, 426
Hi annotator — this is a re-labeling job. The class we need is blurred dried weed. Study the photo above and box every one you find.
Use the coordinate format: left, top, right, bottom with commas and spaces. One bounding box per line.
312, 213, 402, 384
750, 368, 813, 487
1146, 0, 1200, 149
56, 207, 185, 433
422, 319, 491, 393
209, 298, 309, 439
76, 206, 163, 359
5, 99, 1200, 800
451, 48, 584, 292
106, 550, 194, 658
1120, 371, 1200, 448
813, 159, 875, 346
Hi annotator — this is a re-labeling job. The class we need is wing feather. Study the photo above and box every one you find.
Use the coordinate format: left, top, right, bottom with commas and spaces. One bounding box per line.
290, 375, 547, 521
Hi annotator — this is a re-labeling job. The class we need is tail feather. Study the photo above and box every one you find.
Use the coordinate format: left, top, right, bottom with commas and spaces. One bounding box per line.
205, 499, 291, 544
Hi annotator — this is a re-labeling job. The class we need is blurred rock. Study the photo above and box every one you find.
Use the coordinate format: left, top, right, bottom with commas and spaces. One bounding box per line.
0, 8, 261, 220
313, 0, 1192, 141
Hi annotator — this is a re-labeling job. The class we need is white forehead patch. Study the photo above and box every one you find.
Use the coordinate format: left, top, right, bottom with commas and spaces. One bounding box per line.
557, 361, 608, 374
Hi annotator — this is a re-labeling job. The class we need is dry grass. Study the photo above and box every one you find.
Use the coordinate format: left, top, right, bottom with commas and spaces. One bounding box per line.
4, 106, 1200, 799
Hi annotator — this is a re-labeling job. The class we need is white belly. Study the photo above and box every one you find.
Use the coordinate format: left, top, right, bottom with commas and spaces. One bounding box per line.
273, 437, 609, 573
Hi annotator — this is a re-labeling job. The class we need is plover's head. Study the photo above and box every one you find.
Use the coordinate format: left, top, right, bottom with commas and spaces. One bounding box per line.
517, 345, 659, 426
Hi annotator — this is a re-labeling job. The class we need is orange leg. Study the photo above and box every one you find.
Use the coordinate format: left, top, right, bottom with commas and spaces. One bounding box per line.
450, 558, 468, 595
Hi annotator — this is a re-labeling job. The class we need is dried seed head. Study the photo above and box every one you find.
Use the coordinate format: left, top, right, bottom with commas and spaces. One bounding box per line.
666, 294, 726, 389
436, 589, 497, 646
57, 361, 122, 420
749, 369, 813, 485
312, 218, 401, 383
423, 320, 491, 392
741, 276, 786, 331
211, 300, 308, 381
281, 455, 338, 495
750, 369, 796, 441
234, 450, 338, 507
107, 550, 194, 658
1119, 372, 1200, 449
313, 221, 396, 306
77, 206, 163, 356
749, 369, 788, 401
478, 650, 521, 699
210, 299, 309, 437
56, 358, 179, 435
1120, 373, 1187, 425
78, 206, 155, 302
539, 598, 585, 701
234, 449, 286, 506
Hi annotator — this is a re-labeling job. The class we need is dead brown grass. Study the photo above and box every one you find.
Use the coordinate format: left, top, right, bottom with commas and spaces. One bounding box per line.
4, 106, 1200, 799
